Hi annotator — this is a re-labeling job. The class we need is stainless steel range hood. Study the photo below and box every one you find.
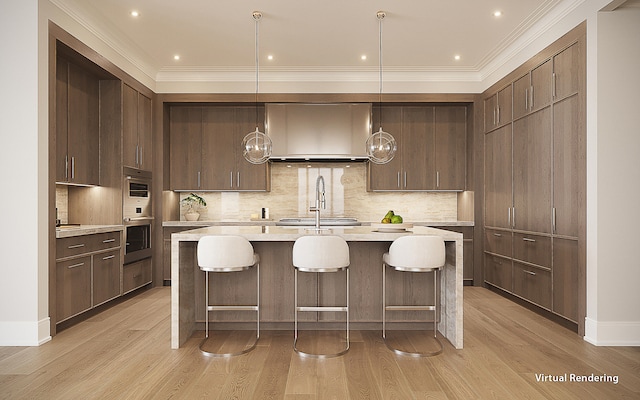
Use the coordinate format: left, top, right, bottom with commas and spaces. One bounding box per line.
266, 103, 372, 161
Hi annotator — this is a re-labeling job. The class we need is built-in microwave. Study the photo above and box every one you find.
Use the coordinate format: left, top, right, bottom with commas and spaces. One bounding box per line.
123, 167, 153, 264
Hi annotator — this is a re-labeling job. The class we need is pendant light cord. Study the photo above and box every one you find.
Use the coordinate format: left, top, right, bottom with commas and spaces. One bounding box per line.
253, 12, 261, 132
378, 11, 384, 132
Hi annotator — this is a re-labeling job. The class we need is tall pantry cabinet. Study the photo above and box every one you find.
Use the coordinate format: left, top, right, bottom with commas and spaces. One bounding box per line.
482, 25, 585, 333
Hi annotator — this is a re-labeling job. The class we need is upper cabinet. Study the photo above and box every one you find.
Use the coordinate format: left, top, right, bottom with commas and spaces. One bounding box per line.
170, 105, 270, 191
513, 59, 553, 119
483, 84, 512, 133
553, 42, 581, 101
123, 84, 152, 170
56, 56, 100, 186
368, 104, 467, 191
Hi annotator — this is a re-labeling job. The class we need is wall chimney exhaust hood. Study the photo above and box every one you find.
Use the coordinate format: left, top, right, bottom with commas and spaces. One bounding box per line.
266, 103, 372, 161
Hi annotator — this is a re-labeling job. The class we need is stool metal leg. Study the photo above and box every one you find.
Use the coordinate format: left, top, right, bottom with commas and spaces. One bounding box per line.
200, 265, 260, 357
293, 268, 349, 358
382, 264, 443, 357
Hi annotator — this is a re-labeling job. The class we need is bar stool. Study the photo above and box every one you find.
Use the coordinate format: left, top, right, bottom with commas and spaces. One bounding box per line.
382, 235, 445, 357
293, 235, 350, 358
197, 235, 259, 357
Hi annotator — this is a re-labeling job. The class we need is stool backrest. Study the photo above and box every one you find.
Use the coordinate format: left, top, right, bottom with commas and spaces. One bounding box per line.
197, 235, 255, 268
387, 235, 445, 269
293, 235, 350, 270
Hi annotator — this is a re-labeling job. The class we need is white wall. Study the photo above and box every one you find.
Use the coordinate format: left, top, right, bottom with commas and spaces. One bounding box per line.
0, 0, 50, 345
584, 3, 640, 345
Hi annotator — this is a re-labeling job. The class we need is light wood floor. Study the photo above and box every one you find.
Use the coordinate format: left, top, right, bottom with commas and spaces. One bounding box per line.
1, 287, 638, 399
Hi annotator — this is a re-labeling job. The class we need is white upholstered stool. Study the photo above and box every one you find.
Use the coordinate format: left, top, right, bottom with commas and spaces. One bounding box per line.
293, 235, 350, 358
382, 235, 445, 357
197, 235, 260, 357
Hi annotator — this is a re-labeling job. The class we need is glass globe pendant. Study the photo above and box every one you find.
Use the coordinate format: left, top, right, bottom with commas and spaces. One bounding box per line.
366, 127, 397, 164
243, 11, 272, 164
366, 11, 396, 165
242, 126, 272, 164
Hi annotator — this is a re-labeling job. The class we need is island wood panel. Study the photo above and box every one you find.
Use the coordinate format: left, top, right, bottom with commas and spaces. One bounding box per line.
182, 241, 442, 326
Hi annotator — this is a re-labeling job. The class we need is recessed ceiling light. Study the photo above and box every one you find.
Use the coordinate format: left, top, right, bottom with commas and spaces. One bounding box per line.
493, 10, 502, 17
361, 55, 367, 61
267, 55, 273, 61
454, 55, 461, 61
173, 55, 180, 61
130, 10, 139, 17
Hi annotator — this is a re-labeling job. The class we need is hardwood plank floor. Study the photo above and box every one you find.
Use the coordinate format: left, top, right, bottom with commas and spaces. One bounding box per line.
1, 287, 638, 399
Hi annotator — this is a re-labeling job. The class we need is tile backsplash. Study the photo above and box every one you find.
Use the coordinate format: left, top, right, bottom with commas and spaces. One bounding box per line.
179, 163, 461, 222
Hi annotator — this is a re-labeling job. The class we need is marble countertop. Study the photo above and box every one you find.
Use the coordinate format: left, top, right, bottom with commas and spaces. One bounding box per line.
163, 220, 474, 228
55, 224, 124, 239
171, 225, 463, 242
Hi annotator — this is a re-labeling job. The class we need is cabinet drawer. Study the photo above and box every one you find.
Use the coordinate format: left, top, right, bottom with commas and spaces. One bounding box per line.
513, 233, 551, 268
56, 231, 121, 259
484, 229, 512, 257
484, 253, 512, 291
513, 261, 551, 309
123, 258, 152, 294
93, 250, 121, 306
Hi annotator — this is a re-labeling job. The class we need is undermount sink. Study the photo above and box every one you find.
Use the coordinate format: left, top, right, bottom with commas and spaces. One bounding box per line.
276, 217, 361, 227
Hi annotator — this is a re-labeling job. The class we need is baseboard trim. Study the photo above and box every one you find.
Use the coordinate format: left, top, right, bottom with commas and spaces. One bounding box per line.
0, 317, 51, 346
584, 317, 640, 346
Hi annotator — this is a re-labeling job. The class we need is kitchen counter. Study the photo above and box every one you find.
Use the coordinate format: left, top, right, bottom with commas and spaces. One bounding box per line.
55, 224, 124, 239
171, 225, 463, 350
163, 220, 474, 228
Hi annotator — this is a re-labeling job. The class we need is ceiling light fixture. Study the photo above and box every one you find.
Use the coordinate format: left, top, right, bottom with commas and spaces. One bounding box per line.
493, 11, 502, 17
130, 10, 139, 17
366, 11, 397, 165
454, 55, 461, 60
173, 55, 180, 60
242, 11, 272, 164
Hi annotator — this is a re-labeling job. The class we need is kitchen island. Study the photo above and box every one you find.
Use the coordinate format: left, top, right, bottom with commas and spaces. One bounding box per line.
171, 225, 463, 349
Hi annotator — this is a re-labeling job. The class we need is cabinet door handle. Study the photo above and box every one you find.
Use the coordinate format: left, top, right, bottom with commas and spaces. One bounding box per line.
237, 171, 240, 188
230, 171, 234, 188
512, 207, 516, 228
493, 233, 502, 237
404, 171, 407, 188
436, 171, 440, 188
524, 270, 537, 276
135, 145, 139, 166
397, 172, 400, 189
552, 207, 557, 234
493, 107, 496, 126
525, 88, 528, 111
530, 85, 534, 110
552, 72, 556, 99
522, 237, 536, 243
71, 156, 75, 180
65, 155, 69, 180
67, 243, 85, 249
102, 238, 116, 243
139, 146, 143, 167
102, 255, 115, 261
508, 207, 511, 227
67, 262, 85, 269
497, 105, 500, 124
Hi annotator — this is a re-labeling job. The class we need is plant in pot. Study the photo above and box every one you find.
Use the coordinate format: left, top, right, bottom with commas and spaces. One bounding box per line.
181, 193, 207, 221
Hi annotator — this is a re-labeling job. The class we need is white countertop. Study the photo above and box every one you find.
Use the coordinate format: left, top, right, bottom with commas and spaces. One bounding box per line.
163, 220, 474, 228
171, 225, 463, 242
55, 224, 124, 239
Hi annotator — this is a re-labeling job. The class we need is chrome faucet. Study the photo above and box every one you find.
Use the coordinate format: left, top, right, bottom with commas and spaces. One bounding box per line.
310, 175, 326, 230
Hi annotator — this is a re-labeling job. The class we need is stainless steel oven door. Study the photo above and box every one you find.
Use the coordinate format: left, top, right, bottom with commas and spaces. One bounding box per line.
124, 222, 152, 264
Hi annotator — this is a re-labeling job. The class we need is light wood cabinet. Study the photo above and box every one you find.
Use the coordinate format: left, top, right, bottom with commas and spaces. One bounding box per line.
56, 57, 100, 186
513, 59, 552, 119
484, 253, 512, 292
123, 84, 152, 170
368, 105, 466, 191
553, 43, 581, 101
56, 255, 92, 321
170, 105, 269, 191
512, 261, 551, 309
484, 125, 512, 229
552, 238, 579, 322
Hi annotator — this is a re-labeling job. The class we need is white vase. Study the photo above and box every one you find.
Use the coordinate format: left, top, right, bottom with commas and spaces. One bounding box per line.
184, 211, 200, 221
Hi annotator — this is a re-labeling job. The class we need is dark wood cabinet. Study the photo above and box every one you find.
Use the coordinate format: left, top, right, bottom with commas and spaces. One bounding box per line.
369, 105, 466, 191
484, 84, 512, 132
484, 125, 512, 229
55, 231, 122, 323
123, 84, 152, 170
123, 258, 152, 294
56, 57, 100, 186
512, 107, 552, 234
482, 26, 585, 332
170, 105, 269, 191
92, 249, 121, 306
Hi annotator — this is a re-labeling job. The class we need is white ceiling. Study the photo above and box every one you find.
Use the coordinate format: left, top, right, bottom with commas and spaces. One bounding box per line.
50, 0, 609, 91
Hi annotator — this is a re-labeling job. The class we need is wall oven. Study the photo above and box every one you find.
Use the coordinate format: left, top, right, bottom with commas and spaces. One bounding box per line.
123, 167, 153, 264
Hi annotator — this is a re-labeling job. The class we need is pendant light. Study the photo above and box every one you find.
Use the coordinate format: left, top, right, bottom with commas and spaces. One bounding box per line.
242, 11, 272, 164
366, 11, 397, 165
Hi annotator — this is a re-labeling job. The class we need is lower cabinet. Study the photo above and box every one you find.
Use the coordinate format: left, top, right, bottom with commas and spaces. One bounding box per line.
484, 253, 512, 291
56, 255, 92, 322
552, 238, 579, 322
55, 231, 123, 323
92, 249, 121, 306
123, 258, 152, 294
512, 261, 551, 310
